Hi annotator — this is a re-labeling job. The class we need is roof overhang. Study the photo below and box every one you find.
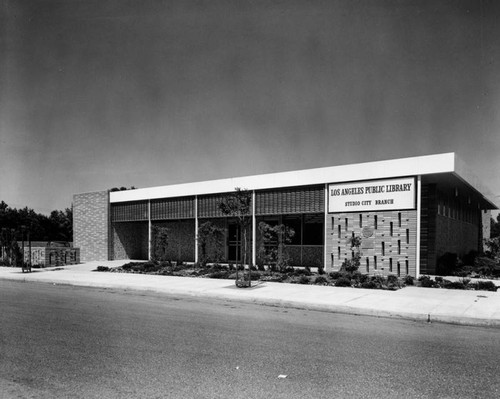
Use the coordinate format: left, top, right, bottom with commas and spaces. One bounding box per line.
109, 152, 498, 210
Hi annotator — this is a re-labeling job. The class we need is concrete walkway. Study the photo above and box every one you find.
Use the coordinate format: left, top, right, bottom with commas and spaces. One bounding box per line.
1, 261, 499, 327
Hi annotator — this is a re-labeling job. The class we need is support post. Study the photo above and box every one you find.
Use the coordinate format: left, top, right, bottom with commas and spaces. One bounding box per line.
324, 184, 328, 272
252, 190, 256, 267
148, 199, 152, 261
194, 195, 199, 264
416, 175, 422, 278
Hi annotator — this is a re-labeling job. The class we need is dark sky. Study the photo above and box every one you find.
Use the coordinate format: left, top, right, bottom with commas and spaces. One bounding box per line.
1, 0, 499, 213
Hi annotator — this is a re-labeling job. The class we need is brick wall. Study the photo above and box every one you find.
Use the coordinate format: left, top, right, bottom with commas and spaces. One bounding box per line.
73, 191, 110, 262
152, 220, 196, 263
327, 210, 418, 276
420, 183, 483, 274
24, 247, 80, 267
482, 210, 491, 251
112, 222, 149, 260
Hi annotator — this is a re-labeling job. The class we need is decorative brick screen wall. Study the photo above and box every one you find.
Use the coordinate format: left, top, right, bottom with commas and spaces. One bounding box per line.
327, 210, 418, 276
73, 191, 110, 262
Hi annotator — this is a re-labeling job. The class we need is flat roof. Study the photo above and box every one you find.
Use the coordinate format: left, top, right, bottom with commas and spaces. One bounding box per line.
109, 152, 498, 209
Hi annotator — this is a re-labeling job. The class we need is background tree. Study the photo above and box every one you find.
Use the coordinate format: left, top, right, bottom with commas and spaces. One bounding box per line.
491, 214, 500, 239
0, 201, 72, 242
218, 188, 252, 285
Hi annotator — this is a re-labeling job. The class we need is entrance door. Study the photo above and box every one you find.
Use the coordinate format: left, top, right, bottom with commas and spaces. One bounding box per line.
227, 223, 241, 263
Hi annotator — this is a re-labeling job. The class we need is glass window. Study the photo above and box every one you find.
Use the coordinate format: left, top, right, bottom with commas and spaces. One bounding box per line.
303, 217, 323, 245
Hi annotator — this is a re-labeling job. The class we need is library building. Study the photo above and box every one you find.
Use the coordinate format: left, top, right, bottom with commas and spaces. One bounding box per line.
73, 153, 497, 277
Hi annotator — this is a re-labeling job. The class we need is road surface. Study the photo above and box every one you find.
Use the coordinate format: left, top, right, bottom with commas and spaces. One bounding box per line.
1, 280, 499, 398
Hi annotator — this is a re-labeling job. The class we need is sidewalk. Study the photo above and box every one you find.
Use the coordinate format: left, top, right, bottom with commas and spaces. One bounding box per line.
1, 261, 499, 327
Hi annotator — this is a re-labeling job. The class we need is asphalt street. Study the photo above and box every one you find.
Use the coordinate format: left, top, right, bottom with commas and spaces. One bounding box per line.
1, 280, 499, 399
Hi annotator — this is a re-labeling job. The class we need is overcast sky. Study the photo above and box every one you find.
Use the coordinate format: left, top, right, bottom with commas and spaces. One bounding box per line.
1, 0, 499, 214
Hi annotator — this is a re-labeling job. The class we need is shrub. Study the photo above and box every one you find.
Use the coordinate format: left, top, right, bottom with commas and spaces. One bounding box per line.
473, 281, 498, 292
96, 266, 110, 272
341, 257, 360, 274
474, 257, 500, 277
442, 280, 467, 290
404, 275, 414, 286
317, 266, 325, 275
292, 268, 312, 276
121, 262, 159, 273
329, 271, 342, 280
209, 271, 231, 279
387, 275, 398, 285
260, 273, 287, 282
298, 275, 310, 285
361, 280, 378, 289
314, 276, 328, 285
335, 277, 352, 287
418, 275, 436, 288
249, 271, 262, 280
370, 275, 386, 289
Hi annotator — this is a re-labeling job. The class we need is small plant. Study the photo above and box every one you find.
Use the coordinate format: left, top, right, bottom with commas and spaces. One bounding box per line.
314, 276, 328, 285
340, 235, 362, 273
335, 276, 352, 287
298, 275, 310, 284
361, 280, 378, 289
209, 271, 231, 279
442, 280, 467, 290
473, 281, 498, 292
404, 275, 414, 286
329, 271, 342, 280
418, 275, 436, 288
96, 266, 110, 272
370, 275, 386, 289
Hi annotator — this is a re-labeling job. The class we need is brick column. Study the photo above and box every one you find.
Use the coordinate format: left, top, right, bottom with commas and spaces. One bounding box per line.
73, 191, 110, 262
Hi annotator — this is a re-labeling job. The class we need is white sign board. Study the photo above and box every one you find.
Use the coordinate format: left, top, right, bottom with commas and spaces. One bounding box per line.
328, 177, 416, 213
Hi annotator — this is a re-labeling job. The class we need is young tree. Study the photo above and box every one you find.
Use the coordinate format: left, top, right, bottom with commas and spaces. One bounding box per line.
258, 222, 295, 271
341, 235, 362, 274
218, 188, 252, 286
151, 225, 169, 263
197, 221, 225, 267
